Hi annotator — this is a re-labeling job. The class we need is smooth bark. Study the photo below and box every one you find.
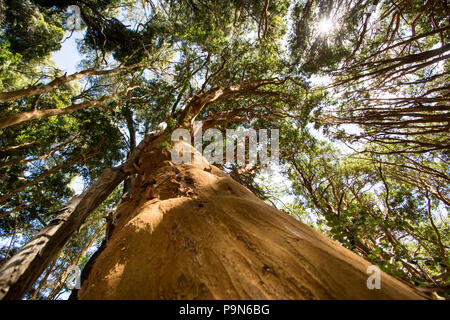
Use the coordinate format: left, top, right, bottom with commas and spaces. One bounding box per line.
0, 87, 138, 130
76, 140, 427, 299
0, 132, 159, 300
0, 64, 142, 102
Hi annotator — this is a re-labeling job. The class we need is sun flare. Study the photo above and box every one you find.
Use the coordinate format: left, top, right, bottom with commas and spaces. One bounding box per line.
318, 18, 333, 34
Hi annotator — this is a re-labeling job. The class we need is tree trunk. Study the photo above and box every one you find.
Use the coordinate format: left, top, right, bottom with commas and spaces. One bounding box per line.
0, 132, 158, 300
76, 138, 426, 299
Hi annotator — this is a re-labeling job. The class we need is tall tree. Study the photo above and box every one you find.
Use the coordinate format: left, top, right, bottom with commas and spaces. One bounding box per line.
0, 0, 447, 299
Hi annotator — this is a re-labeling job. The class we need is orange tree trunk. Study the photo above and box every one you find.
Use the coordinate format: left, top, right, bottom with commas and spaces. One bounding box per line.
76, 137, 425, 299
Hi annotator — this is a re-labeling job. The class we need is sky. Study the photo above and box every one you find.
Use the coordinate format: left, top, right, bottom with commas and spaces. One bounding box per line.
52, 31, 84, 74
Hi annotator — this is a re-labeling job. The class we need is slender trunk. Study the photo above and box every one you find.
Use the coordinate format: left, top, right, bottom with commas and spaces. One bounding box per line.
46, 224, 105, 300
0, 137, 75, 169
123, 106, 137, 196
76, 139, 426, 299
0, 132, 159, 300
0, 142, 37, 159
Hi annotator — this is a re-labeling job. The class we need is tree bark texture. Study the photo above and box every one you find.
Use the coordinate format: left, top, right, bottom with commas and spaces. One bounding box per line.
77, 138, 426, 299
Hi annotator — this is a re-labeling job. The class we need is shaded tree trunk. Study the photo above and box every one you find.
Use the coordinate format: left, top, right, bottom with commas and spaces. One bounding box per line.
76, 137, 426, 299
0, 132, 159, 300
0, 167, 125, 300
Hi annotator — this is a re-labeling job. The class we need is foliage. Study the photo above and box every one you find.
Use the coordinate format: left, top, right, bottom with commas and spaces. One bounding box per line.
0, 0, 448, 299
